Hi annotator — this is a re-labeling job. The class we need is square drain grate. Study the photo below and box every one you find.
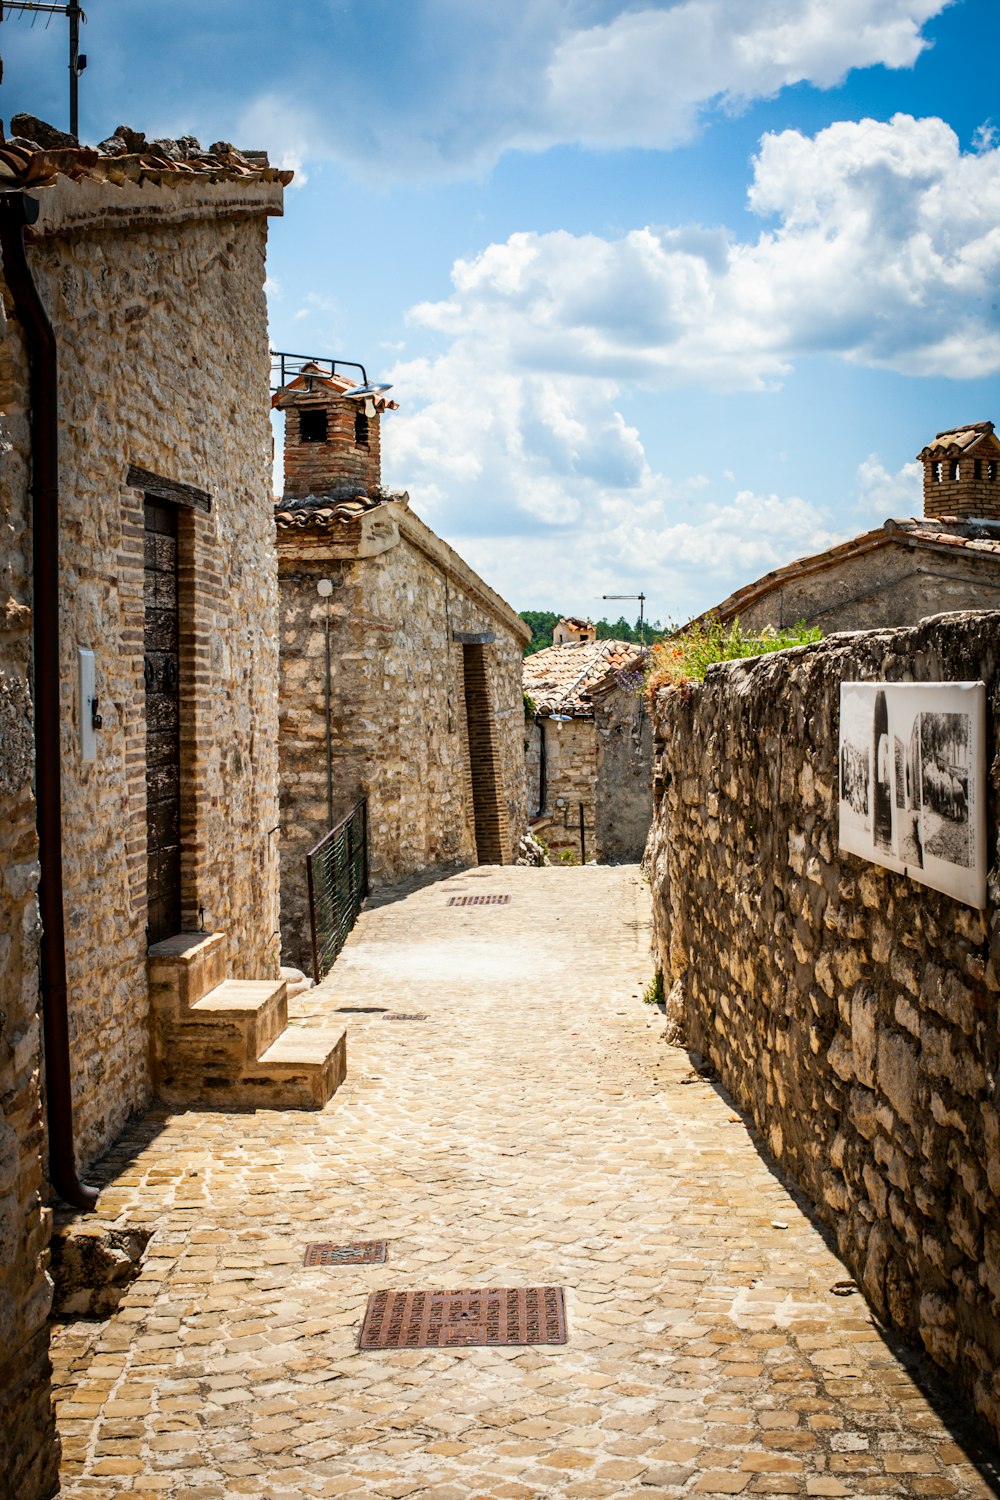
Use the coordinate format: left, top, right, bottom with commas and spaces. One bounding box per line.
383, 1012, 428, 1022
446, 894, 511, 907
359, 1286, 567, 1350
304, 1240, 388, 1266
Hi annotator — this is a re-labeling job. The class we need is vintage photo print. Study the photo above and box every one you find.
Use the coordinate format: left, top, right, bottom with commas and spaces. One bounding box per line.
838, 681, 986, 908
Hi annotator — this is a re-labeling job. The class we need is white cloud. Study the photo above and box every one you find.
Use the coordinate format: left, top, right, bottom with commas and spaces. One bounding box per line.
405, 116, 1000, 390
855, 455, 923, 523
375, 114, 993, 614
233, 0, 949, 180
541, 0, 944, 151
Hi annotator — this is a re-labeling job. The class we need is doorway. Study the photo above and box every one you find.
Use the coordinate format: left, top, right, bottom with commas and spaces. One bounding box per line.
144, 499, 182, 944
462, 644, 508, 864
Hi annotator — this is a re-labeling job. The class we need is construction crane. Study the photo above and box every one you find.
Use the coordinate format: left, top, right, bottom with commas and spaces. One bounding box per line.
0, 2, 87, 139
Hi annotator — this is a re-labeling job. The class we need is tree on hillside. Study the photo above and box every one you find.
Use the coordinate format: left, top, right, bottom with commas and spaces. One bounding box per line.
519, 611, 560, 655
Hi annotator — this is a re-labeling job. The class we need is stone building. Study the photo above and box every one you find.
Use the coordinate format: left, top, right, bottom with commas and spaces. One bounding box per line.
695, 421, 1000, 634
552, 615, 597, 645
0, 130, 341, 1496
523, 635, 651, 862
274, 364, 530, 974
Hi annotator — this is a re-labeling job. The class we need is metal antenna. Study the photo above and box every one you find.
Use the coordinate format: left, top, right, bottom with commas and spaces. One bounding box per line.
603, 592, 647, 645
0, 2, 87, 139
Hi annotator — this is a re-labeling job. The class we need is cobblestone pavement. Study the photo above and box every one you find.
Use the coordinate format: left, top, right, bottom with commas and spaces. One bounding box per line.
51, 866, 997, 1499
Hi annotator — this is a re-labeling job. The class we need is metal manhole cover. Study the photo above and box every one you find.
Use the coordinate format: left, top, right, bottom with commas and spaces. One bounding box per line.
359, 1286, 567, 1350
446, 895, 511, 906
383, 1012, 428, 1022
304, 1240, 388, 1266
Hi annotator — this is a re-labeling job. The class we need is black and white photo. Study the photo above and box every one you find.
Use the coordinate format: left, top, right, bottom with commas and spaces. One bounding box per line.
838, 682, 985, 907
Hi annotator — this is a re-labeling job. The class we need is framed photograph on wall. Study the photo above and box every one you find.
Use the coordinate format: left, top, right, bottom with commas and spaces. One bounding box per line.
838, 681, 987, 909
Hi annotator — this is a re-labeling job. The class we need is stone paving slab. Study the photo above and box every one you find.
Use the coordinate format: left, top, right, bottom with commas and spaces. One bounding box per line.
50, 866, 998, 1498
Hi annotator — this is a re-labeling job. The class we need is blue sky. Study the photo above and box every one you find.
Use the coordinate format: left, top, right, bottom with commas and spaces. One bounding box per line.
4, 0, 999, 624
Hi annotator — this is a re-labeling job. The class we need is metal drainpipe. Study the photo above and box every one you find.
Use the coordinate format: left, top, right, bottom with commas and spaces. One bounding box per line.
535, 715, 547, 819
0, 190, 99, 1211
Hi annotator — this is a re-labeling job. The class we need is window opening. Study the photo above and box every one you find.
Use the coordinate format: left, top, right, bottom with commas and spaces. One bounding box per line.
354, 409, 369, 448
300, 408, 328, 443
974, 458, 983, 480
949, 460, 959, 481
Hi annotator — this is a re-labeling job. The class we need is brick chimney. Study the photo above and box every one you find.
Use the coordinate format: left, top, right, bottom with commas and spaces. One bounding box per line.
917, 420, 1000, 522
273, 363, 398, 501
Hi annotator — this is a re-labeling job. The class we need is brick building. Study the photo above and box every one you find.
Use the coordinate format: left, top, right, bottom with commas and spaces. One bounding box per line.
694, 421, 1000, 634
523, 633, 652, 863
0, 128, 341, 1496
273, 364, 530, 974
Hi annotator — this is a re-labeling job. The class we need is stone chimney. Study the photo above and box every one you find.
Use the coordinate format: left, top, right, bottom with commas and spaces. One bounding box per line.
272, 363, 398, 501
917, 421, 1000, 522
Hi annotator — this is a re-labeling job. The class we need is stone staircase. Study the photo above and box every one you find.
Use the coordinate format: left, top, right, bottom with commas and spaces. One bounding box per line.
148, 933, 346, 1110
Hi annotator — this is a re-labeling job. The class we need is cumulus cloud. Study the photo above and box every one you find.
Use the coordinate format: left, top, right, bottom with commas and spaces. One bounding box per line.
231, 0, 948, 180
855, 455, 923, 523
406, 116, 1000, 389
375, 114, 994, 612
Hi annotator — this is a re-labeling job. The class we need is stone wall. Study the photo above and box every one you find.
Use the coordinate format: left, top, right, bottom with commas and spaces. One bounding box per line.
723, 542, 1000, 636
594, 687, 653, 863
0, 332, 59, 1490
1, 174, 282, 1171
525, 693, 651, 864
525, 717, 597, 862
647, 610, 1000, 1441
277, 504, 528, 972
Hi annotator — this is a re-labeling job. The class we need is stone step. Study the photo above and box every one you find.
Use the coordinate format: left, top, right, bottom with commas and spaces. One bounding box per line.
148, 931, 228, 1012
240, 1025, 347, 1110
189, 979, 289, 1061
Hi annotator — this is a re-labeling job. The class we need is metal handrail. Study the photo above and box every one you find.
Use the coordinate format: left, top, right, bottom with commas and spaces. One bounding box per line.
306, 798, 369, 981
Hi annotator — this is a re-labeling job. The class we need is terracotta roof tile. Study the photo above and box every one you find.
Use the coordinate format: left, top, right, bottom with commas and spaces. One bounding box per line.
523, 640, 648, 717
274, 490, 409, 530
918, 421, 996, 459
0, 123, 292, 190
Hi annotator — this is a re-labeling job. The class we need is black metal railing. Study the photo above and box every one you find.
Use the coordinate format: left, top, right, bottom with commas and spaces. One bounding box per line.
306, 799, 369, 981
270, 350, 368, 393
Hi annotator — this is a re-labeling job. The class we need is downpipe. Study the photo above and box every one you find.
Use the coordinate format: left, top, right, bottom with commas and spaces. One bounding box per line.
0, 190, 98, 1210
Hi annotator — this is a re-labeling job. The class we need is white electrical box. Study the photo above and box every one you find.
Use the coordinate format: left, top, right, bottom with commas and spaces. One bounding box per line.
78, 647, 97, 761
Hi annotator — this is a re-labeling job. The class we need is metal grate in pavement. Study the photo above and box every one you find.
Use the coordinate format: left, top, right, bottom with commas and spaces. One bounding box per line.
383, 1013, 428, 1022
304, 1240, 388, 1266
359, 1286, 567, 1350
446, 894, 511, 906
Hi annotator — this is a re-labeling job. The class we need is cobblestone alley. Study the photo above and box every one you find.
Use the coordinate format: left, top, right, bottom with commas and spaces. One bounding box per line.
51, 866, 998, 1499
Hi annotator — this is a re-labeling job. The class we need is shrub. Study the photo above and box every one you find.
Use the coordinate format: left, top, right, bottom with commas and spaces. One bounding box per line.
645, 616, 821, 697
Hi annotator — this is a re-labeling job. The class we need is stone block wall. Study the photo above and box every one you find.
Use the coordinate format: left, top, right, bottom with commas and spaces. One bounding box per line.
0, 325, 59, 1491
1, 177, 282, 1171
647, 611, 1000, 1441
525, 717, 597, 862
277, 508, 528, 973
595, 687, 653, 864
723, 542, 1000, 636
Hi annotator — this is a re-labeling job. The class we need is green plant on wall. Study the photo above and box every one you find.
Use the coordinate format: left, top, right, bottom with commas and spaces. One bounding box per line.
646, 617, 821, 695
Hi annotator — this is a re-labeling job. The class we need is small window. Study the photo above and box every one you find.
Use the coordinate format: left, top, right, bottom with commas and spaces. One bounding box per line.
990, 460, 998, 482
933, 461, 943, 482
949, 460, 959, 481
299, 408, 328, 443
354, 409, 370, 448
974, 458, 983, 480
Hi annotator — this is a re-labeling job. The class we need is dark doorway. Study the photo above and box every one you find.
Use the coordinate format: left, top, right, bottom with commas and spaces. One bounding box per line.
144, 500, 182, 944
462, 645, 505, 864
